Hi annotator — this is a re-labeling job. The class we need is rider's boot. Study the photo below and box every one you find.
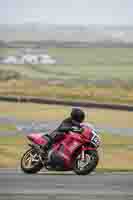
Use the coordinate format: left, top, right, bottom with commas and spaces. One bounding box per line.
41, 134, 53, 150
41, 142, 52, 152
40, 135, 53, 159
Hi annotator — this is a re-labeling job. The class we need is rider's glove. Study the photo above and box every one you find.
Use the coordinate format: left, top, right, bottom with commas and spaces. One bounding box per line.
71, 126, 83, 133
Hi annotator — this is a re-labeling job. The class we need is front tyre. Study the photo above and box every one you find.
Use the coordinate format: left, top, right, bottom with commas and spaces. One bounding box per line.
21, 148, 43, 174
73, 150, 99, 175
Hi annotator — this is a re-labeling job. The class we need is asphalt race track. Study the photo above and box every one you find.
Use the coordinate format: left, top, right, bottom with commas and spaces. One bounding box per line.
0, 169, 133, 200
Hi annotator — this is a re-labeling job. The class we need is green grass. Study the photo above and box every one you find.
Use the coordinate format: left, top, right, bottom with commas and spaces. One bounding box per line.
0, 135, 25, 145
0, 124, 17, 131
1, 47, 133, 84
0, 101, 133, 128
1, 80, 133, 105
0, 48, 18, 56
0, 63, 133, 85
0, 135, 27, 168
1, 47, 133, 104
49, 47, 133, 65
3, 99, 133, 147
0, 133, 133, 170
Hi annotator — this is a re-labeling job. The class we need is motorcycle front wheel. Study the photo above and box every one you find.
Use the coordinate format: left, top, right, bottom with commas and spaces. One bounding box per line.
73, 150, 99, 175
21, 148, 43, 174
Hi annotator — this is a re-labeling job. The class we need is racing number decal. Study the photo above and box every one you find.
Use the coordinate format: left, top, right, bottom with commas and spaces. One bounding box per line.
91, 130, 100, 146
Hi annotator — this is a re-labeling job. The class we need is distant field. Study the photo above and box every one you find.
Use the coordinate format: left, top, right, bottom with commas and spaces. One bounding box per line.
0, 47, 133, 104
0, 48, 133, 85
49, 47, 133, 65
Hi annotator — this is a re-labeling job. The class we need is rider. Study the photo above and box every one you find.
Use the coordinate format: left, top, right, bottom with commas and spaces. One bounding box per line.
43, 108, 85, 151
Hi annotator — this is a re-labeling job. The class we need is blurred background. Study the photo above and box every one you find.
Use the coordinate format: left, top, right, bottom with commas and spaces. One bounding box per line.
0, 0, 133, 171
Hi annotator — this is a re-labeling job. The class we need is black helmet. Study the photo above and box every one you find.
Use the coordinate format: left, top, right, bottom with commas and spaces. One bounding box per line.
71, 108, 85, 123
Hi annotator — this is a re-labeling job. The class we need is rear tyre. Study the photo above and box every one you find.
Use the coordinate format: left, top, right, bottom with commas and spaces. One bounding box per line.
21, 148, 43, 174
73, 150, 99, 175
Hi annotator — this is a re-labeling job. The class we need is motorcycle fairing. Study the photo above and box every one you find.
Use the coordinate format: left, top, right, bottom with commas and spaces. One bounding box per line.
50, 133, 84, 170
27, 133, 48, 145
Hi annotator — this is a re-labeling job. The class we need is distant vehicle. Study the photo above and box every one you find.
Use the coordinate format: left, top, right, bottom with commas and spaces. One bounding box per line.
22, 54, 38, 64
38, 55, 56, 64
3, 56, 17, 64
21, 123, 101, 175
1, 54, 56, 65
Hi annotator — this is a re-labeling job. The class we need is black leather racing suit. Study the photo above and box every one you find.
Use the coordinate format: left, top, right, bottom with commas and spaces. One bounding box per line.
44, 117, 82, 148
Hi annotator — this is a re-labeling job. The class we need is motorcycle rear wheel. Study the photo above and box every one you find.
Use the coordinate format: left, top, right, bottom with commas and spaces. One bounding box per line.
21, 148, 43, 174
73, 150, 99, 175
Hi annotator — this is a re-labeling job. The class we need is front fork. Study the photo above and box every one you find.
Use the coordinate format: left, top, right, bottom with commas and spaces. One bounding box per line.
81, 145, 85, 161
81, 145, 97, 161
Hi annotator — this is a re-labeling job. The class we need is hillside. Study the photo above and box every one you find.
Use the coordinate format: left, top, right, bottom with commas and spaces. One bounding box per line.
0, 24, 133, 44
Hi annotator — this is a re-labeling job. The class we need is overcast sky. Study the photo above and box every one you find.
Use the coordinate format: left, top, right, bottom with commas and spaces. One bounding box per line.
1, 0, 133, 25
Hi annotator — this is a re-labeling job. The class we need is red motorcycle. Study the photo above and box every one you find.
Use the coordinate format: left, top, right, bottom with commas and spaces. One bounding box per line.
21, 123, 101, 175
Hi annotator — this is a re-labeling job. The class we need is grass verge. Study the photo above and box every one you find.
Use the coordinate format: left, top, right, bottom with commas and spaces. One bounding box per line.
1, 80, 133, 105
0, 101, 133, 128
0, 133, 133, 170
0, 124, 17, 131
